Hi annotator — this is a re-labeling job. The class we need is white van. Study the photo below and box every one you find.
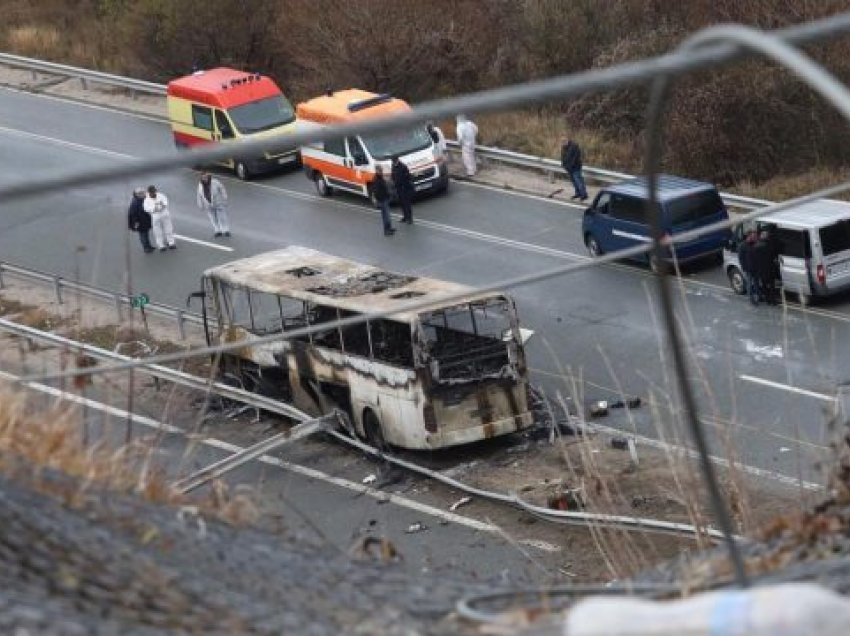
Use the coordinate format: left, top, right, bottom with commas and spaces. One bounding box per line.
723, 198, 850, 305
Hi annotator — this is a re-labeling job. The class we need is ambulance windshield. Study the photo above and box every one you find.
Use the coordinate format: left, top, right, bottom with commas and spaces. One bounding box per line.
228, 95, 295, 134
361, 126, 432, 160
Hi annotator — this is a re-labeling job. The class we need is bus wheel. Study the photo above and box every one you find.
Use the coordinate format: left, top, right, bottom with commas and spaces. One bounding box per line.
235, 161, 251, 181
727, 266, 746, 294
314, 173, 333, 197
363, 409, 388, 451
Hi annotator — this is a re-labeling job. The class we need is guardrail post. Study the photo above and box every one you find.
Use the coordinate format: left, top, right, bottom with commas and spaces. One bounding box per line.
0, 263, 5, 290
175, 310, 186, 340
53, 276, 63, 304
114, 294, 123, 321
548, 169, 556, 183
79, 77, 88, 90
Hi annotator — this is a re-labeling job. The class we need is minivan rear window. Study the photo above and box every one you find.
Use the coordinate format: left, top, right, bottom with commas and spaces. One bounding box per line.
666, 190, 724, 226
820, 220, 850, 256
774, 227, 811, 259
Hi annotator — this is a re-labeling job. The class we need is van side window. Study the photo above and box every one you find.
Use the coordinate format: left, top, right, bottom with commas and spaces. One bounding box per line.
192, 105, 214, 131
820, 221, 850, 256
774, 228, 811, 259
609, 194, 646, 223
214, 110, 235, 139
324, 137, 346, 157
347, 137, 368, 165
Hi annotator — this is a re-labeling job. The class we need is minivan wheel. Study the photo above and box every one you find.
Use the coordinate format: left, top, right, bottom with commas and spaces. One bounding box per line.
727, 266, 746, 294
314, 173, 333, 196
235, 161, 251, 181
586, 235, 602, 258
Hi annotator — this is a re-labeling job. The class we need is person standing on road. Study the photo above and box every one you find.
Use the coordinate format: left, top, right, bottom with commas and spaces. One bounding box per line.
144, 185, 177, 251
127, 187, 154, 253
560, 137, 588, 201
753, 229, 778, 305
197, 172, 230, 238
739, 230, 759, 305
427, 123, 447, 159
372, 165, 395, 236
455, 115, 478, 177
391, 156, 415, 224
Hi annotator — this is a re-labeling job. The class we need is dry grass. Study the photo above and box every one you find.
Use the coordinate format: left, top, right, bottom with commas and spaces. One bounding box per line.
0, 385, 258, 525
5, 25, 61, 58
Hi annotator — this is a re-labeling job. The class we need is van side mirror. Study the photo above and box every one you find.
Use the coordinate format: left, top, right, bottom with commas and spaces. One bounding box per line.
352, 150, 368, 166
725, 238, 737, 251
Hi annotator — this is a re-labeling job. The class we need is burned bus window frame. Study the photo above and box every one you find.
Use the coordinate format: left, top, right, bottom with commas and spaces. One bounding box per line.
249, 290, 284, 335
339, 309, 372, 358
307, 303, 343, 351
220, 283, 253, 329
369, 319, 414, 367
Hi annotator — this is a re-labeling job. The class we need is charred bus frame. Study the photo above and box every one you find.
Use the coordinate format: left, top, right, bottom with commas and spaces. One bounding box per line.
196, 247, 533, 450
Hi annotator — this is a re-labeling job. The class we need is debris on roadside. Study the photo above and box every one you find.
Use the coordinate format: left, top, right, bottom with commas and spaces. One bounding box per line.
611, 436, 629, 450
450, 496, 472, 511
588, 401, 608, 419
547, 489, 585, 511
406, 522, 427, 534
348, 535, 401, 563
362, 473, 377, 484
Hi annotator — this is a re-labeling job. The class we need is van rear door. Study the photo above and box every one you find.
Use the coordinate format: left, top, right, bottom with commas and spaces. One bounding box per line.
772, 227, 812, 297
818, 220, 850, 290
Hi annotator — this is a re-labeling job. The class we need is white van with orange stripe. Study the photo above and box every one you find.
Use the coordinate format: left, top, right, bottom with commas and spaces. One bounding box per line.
167, 68, 299, 180
297, 89, 448, 203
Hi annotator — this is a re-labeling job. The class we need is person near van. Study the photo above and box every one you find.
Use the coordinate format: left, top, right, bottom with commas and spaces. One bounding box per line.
456, 115, 478, 177
561, 137, 588, 201
391, 156, 415, 224
197, 172, 230, 237
127, 187, 154, 253
753, 230, 778, 305
373, 166, 395, 236
427, 123, 447, 158
739, 230, 759, 304
144, 185, 177, 251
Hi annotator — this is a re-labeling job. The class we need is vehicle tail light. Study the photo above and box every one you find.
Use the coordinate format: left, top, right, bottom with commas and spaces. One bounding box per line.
817, 263, 826, 285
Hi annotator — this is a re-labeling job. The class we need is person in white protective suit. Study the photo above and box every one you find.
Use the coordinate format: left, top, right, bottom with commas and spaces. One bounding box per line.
455, 114, 478, 177
197, 172, 230, 237
143, 185, 177, 251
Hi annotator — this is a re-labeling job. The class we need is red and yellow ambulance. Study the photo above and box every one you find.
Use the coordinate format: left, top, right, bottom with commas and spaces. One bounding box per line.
167, 68, 299, 180
297, 89, 448, 202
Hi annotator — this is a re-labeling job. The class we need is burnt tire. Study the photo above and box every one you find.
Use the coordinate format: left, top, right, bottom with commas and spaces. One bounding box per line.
363, 409, 388, 451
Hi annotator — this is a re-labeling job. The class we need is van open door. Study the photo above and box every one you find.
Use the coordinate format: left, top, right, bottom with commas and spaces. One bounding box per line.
770, 226, 813, 302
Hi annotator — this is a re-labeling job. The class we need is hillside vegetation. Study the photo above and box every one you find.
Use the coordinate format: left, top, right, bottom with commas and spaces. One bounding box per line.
4, 0, 850, 193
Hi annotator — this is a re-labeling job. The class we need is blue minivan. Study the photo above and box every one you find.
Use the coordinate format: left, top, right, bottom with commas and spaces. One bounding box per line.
582, 175, 730, 267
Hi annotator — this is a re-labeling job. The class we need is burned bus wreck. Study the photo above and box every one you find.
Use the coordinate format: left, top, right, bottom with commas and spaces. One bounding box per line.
198, 247, 533, 450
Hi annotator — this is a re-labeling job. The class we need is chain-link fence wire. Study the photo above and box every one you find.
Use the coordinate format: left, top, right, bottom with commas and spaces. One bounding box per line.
7, 12, 850, 592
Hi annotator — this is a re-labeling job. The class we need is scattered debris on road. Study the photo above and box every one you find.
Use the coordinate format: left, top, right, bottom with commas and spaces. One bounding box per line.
450, 496, 472, 511
406, 522, 427, 534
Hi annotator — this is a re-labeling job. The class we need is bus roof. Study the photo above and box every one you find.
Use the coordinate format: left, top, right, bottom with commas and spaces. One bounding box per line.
203, 247, 501, 322
167, 68, 282, 110
296, 89, 410, 124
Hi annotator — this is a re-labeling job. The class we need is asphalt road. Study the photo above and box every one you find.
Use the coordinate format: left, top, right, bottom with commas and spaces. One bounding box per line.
1, 86, 848, 486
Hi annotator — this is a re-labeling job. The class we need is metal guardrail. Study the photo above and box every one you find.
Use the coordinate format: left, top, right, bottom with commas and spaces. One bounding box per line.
0, 261, 200, 340
0, 52, 166, 95
0, 52, 772, 211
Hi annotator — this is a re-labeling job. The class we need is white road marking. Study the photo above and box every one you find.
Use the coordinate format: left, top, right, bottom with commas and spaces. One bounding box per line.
739, 374, 836, 403
0, 85, 167, 123
0, 124, 134, 159
0, 369, 499, 534
453, 178, 587, 210
174, 234, 234, 252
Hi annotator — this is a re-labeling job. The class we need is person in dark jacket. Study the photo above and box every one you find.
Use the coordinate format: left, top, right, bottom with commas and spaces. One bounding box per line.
753, 230, 779, 305
127, 187, 154, 253
372, 165, 395, 236
391, 156, 415, 224
738, 230, 758, 304
561, 137, 588, 201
